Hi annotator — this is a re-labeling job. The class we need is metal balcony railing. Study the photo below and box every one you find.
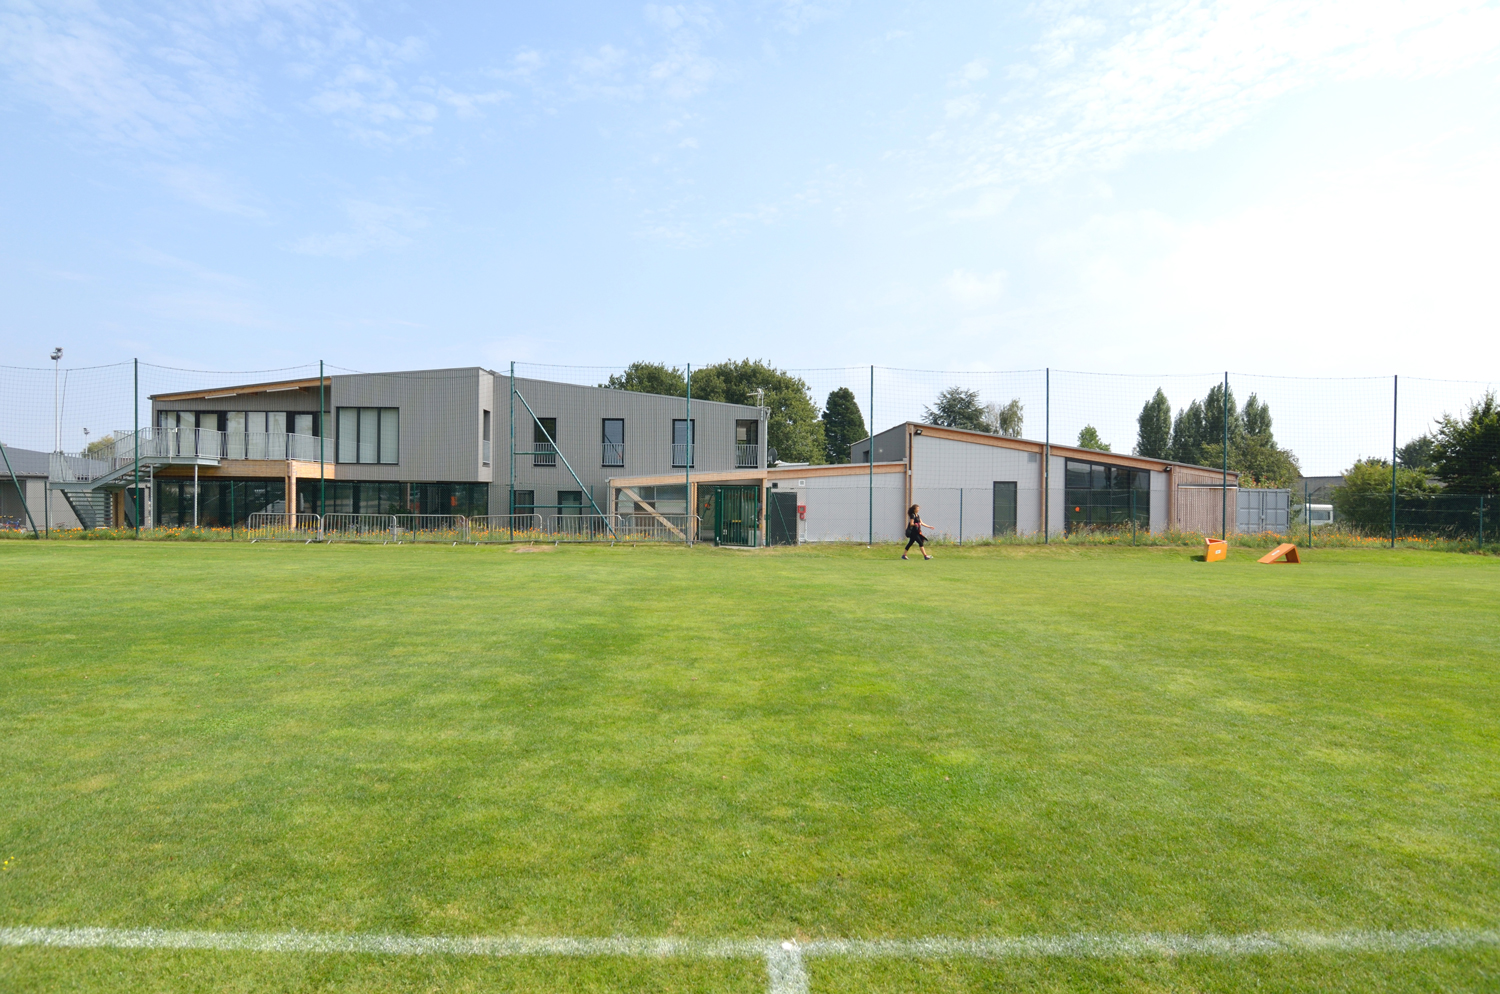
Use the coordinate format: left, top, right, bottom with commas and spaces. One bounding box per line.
51, 428, 333, 481
735, 443, 760, 468
602, 441, 625, 467
671, 443, 694, 468
534, 441, 557, 467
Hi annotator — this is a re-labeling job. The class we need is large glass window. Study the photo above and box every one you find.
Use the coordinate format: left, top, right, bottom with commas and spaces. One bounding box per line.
337, 407, 398, 464
602, 418, 624, 467
1063, 458, 1150, 531
482, 410, 492, 467
615, 484, 687, 516
534, 417, 557, 467
293, 481, 487, 517
672, 419, 695, 468
558, 491, 583, 516
512, 490, 535, 516
154, 478, 285, 528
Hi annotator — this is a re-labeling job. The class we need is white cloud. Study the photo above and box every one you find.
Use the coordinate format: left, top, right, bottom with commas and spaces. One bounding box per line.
944, 268, 1007, 306
290, 200, 427, 258
1032, 138, 1500, 375
151, 164, 265, 218
0, 0, 245, 146
945, 0, 1500, 191
773, 0, 848, 35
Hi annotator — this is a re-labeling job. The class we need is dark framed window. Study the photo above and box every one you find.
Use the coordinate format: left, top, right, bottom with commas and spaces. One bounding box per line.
511, 490, 535, 516
558, 491, 583, 516
533, 417, 557, 467
735, 420, 759, 468
1063, 458, 1149, 531
337, 407, 398, 464
672, 418, 695, 468
602, 418, 624, 467
482, 410, 492, 467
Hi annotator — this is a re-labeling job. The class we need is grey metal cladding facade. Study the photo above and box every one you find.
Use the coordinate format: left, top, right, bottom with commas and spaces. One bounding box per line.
502, 376, 765, 495
332, 367, 491, 483
850, 425, 908, 464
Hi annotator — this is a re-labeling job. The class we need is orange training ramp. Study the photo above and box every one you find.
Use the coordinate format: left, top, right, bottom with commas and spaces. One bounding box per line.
1258, 543, 1300, 564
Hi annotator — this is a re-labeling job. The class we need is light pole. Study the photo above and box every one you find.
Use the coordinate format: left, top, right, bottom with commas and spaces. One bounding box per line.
51, 347, 63, 453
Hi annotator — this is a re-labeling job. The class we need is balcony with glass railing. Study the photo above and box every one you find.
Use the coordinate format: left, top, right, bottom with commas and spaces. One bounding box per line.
49, 427, 331, 482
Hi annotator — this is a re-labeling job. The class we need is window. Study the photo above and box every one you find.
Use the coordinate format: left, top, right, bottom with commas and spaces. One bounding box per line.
1063, 458, 1149, 531
512, 490, 535, 516
558, 491, 583, 516
735, 420, 759, 468
482, 410, 492, 467
534, 417, 557, 467
602, 418, 624, 467
615, 484, 687, 517
337, 407, 399, 464
672, 419, 695, 468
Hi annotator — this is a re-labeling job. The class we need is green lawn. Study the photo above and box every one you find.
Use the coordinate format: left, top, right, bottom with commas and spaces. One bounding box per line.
1, 541, 1497, 992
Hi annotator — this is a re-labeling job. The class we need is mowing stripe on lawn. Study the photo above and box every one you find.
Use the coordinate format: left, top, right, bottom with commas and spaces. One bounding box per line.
4, 926, 1496, 993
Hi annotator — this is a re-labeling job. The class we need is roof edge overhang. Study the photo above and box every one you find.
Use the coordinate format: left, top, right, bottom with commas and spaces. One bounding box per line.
893, 422, 1240, 478
150, 376, 331, 403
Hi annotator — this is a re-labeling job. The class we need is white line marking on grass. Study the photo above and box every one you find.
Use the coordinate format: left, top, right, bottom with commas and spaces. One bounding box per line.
3, 926, 1495, 993
765, 941, 809, 994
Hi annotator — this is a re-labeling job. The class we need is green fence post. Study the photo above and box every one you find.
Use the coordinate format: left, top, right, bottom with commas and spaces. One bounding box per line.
868, 364, 873, 548
509, 360, 515, 542
133, 358, 140, 537
0, 442, 38, 536
1480, 494, 1486, 552
1132, 488, 1137, 545
685, 363, 692, 547
1305, 479, 1311, 549
1390, 374, 1398, 548
319, 360, 326, 521
1044, 368, 1049, 544
1221, 371, 1229, 542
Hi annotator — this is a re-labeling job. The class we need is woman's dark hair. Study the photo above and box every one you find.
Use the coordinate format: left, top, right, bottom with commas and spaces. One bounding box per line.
908, 504, 919, 517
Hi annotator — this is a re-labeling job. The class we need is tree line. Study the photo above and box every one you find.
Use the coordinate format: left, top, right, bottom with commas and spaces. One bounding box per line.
603, 360, 866, 465
1134, 385, 1301, 486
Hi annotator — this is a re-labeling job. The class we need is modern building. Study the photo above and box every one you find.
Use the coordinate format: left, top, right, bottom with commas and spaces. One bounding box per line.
810, 421, 1244, 542
41, 367, 768, 533
28, 366, 1252, 544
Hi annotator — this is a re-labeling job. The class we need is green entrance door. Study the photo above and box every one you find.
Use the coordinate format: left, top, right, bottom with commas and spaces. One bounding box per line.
767, 491, 798, 546
714, 485, 761, 547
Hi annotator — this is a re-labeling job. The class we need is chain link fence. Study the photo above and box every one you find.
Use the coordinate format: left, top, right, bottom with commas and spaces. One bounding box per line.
2, 359, 1494, 551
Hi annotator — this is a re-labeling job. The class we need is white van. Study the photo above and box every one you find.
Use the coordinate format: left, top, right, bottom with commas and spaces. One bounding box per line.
1307, 503, 1334, 527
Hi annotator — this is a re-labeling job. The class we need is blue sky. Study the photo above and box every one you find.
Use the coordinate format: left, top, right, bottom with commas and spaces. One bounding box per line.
3, 0, 1499, 377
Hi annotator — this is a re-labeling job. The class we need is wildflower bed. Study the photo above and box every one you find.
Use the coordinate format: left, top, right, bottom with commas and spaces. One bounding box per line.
0, 541, 1496, 992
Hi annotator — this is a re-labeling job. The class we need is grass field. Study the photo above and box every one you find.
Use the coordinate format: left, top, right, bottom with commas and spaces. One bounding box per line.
1, 540, 1497, 992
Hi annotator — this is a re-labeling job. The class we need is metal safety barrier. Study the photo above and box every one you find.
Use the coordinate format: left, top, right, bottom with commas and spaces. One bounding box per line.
544, 514, 616, 541
612, 513, 700, 545
245, 512, 323, 541
322, 513, 398, 541
467, 514, 545, 543
392, 514, 469, 542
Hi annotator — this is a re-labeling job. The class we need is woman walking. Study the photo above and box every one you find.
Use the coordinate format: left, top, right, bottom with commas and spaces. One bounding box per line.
903, 503, 933, 560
